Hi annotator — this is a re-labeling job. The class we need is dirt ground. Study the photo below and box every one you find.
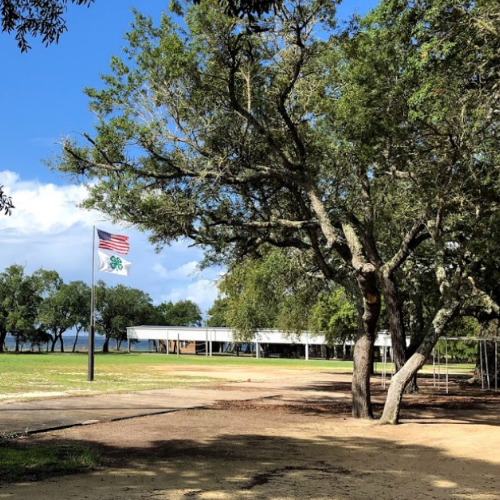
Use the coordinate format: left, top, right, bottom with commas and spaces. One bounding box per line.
1, 367, 499, 500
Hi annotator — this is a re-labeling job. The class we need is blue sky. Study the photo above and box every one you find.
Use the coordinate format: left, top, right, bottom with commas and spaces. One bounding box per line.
0, 0, 378, 314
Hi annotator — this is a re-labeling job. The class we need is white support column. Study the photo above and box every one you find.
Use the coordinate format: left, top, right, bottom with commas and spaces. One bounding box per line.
305, 343, 309, 360
177, 333, 180, 358
256, 342, 259, 358
128, 339, 131, 354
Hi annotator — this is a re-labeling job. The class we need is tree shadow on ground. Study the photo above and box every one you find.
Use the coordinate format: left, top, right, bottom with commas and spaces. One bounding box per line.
7, 431, 499, 500
280, 379, 500, 427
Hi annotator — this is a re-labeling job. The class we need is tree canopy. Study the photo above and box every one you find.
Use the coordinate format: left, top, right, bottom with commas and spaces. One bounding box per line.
53, 0, 500, 423
155, 300, 202, 327
1, 0, 95, 51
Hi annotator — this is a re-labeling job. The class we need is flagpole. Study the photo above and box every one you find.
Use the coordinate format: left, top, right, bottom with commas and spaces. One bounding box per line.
88, 225, 96, 382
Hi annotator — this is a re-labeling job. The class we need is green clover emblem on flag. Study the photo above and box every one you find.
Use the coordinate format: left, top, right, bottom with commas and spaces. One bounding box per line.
110, 256, 123, 271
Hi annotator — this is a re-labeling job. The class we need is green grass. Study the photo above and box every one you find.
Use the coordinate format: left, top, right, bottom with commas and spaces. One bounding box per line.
0, 353, 217, 399
0, 352, 347, 400
0, 352, 475, 401
0, 440, 100, 483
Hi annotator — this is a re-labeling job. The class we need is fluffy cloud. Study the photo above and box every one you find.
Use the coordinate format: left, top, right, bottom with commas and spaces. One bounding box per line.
160, 279, 219, 313
0, 171, 98, 234
0, 170, 223, 312
152, 261, 199, 280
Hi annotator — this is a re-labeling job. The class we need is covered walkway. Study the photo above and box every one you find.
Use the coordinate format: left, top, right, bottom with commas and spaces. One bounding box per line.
127, 326, 391, 360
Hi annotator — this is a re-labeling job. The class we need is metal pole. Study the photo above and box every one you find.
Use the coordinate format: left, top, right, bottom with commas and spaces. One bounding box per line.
495, 340, 498, 392
484, 339, 491, 390
480, 339, 484, 390
177, 332, 180, 358
205, 322, 208, 357
445, 338, 449, 395
88, 226, 96, 382
432, 348, 436, 388
382, 340, 387, 390
437, 344, 441, 390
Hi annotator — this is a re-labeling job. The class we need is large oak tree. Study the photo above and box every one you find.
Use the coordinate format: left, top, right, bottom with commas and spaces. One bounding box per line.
53, 0, 500, 422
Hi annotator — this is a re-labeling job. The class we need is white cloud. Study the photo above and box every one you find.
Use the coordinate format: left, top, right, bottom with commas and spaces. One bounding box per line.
0, 170, 98, 234
161, 279, 219, 312
152, 261, 199, 280
0, 171, 224, 314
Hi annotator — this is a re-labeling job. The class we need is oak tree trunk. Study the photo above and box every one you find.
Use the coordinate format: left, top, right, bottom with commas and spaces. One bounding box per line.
352, 266, 380, 419
380, 274, 406, 373
352, 332, 375, 418
380, 301, 459, 424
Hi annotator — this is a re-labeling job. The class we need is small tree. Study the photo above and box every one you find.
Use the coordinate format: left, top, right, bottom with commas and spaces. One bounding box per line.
0, 265, 40, 352
155, 300, 202, 326
95, 282, 154, 352
207, 298, 230, 327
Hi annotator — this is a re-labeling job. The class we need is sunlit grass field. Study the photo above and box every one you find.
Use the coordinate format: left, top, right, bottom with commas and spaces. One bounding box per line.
0, 352, 475, 401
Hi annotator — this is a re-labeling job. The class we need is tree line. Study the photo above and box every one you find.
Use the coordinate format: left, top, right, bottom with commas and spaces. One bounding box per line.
0, 265, 202, 353
53, 0, 500, 424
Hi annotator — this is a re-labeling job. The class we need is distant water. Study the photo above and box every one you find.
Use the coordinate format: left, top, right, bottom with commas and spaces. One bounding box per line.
2, 335, 151, 353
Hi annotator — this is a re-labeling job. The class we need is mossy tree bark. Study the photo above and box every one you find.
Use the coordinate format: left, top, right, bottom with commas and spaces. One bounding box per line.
380, 300, 460, 424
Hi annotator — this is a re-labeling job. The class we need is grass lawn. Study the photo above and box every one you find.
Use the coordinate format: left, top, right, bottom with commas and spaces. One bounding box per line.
0, 352, 351, 400
0, 437, 100, 483
0, 352, 475, 401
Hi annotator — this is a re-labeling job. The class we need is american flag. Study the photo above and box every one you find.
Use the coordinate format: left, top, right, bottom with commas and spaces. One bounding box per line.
97, 229, 130, 255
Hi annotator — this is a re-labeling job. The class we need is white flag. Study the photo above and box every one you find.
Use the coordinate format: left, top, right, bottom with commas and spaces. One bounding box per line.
98, 250, 131, 276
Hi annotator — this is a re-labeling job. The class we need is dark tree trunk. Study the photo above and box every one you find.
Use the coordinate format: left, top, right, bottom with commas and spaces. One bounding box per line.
102, 336, 110, 353
404, 342, 421, 393
59, 335, 65, 353
380, 300, 459, 424
380, 273, 407, 373
405, 291, 425, 394
352, 266, 381, 419
352, 332, 376, 418
405, 375, 419, 393
0, 331, 6, 353
72, 330, 80, 353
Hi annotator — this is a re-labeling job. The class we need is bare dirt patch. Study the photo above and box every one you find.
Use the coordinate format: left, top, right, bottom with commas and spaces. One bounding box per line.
1, 371, 499, 500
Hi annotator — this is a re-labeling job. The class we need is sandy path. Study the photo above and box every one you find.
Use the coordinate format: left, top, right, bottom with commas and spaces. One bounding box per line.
1, 370, 499, 500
